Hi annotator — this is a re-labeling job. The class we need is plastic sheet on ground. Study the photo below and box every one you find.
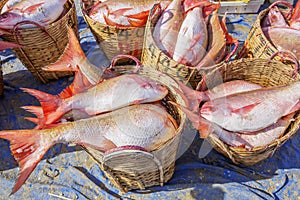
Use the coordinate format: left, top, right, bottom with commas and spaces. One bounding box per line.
0, 1, 299, 199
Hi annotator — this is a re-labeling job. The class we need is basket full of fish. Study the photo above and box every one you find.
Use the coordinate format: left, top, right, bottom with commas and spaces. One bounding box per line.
238, 1, 300, 68
0, 26, 187, 194
171, 57, 300, 166
141, 0, 238, 89
81, 0, 171, 65
0, 0, 78, 83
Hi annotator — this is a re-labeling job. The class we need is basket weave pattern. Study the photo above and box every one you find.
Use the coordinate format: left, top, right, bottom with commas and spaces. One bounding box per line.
238, 7, 296, 67
0, 0, 78, 83
200, 58, 300, 166
84, 65, 186, 192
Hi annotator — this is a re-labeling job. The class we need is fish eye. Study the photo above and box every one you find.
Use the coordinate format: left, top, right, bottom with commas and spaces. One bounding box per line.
1, 13, 7, 19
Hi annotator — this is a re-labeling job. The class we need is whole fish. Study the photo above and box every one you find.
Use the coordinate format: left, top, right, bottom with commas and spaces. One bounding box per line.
0, 103, 178, 195
200, 81, 300, 133
153, 0, 184, 57
173, 6, 208, 66
211, 113, 293, 149
22, 74, 168, 128
196, 7, 226, 69
261, 6, 289, 28
262, 27, 300, 60
0, 0, 67, 29
89, 0, 169, 27
175, 79, 262, 111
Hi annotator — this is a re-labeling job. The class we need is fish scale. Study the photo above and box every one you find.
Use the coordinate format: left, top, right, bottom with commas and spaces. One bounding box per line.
200, 81, 300, 133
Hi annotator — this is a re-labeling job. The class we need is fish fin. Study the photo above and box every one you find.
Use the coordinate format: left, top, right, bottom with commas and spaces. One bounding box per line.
24, 117, 40, 124
103, 14, 131, 27
126, 10, 150, 20
128, 17, 147, 27
42, 26, 85, 72
232, 102, 260, 115
21, 106, 43, 119
0, 129, 51, 195
0, 40, 23, 51
109, 7, 133, 16
21, 88, 64, 126
22, 2, 44, 14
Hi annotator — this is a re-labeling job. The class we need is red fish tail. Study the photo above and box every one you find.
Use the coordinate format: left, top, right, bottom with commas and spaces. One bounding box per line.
0, 130, 52, 195
21, 88, 64, 126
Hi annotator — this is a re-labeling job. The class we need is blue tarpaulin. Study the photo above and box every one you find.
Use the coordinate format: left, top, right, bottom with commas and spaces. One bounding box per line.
0, 1, 299, 199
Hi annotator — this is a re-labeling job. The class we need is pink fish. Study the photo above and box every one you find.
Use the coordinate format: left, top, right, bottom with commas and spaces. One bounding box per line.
0, 0, 67, 29
290, 0, 300, 29
261, 6, 289, 28
262, 26, 300, 60
153, 0, 184, 57
172, 5, 208, 66
211, 113, 293, 149
21, 74, 168, 128
0, 104, 178, 195
200, 81, 300, 133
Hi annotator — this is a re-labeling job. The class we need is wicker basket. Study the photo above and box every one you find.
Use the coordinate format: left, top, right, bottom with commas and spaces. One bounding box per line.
81, 0, 156, 65
141, 3, 233, 89
0, 0, 78, 83
237, 2, 296, 67
198, 57, 300, 166
83, 63, 187, 192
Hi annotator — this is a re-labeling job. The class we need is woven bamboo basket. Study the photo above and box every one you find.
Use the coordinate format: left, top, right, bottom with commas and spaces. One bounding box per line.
81, 0, 158, 65
237, 1, 296, 67
141, 3, 233, 89
83, 62, 187, 192
0, 0, 78, 83
198, 57, 300, 166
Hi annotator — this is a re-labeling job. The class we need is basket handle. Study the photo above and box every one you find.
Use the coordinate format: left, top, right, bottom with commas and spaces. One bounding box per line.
268, 50, 299, 78
268, 1, 293, 20
12, 20, 60, 50
108, 54, 142, 73
103, 145, 165, 186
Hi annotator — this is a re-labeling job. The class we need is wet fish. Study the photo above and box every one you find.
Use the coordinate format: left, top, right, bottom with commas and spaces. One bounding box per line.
261, 6, 289, 28
89, 0, 169, 27
0, 103, 178, 195
200, 81, 300, 133
0, 0, 67, 29
22, 74, 168, 128
153, 0, 184, 57
263, 26, 300, 60
211, 113, 293, 149
173, 6, 208, 66
290, 0, 300, 29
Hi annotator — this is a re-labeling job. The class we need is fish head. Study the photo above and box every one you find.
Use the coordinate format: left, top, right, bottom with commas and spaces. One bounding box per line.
0, 12, 23, 29
128, 75, 168, 103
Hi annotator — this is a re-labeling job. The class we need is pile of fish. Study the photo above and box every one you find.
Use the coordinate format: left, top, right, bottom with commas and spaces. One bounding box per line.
87, 0, 170, 28
0, 27, 179, 195
0, 0, 68, 50
153, 0, 238, 69
261, 0, 300, 60
171, 78, 299, 150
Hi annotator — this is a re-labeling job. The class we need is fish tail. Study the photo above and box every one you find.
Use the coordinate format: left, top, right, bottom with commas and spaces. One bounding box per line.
0, 40, 23, 51
0, 129, 52, 195
42, 26, 85, 73
21, 88, 64, 126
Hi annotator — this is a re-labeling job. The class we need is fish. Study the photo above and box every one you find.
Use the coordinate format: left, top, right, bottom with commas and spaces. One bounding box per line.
262, 26, 300, 60
1, 0, 23, 13
200, 81, 300, 133
152, 0, 184, 57
211, 113, 293, 149
0, 0, 67, 30
42, 26, 111, 98
175, 79, 262, 111
21, 74, 168, 128
261, 6, 289, 28
172, 5, 208, 66
0, 39, 22, 50
290, 0, 300, 29
88, 0, 169, 27
0, 103, 178, 195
